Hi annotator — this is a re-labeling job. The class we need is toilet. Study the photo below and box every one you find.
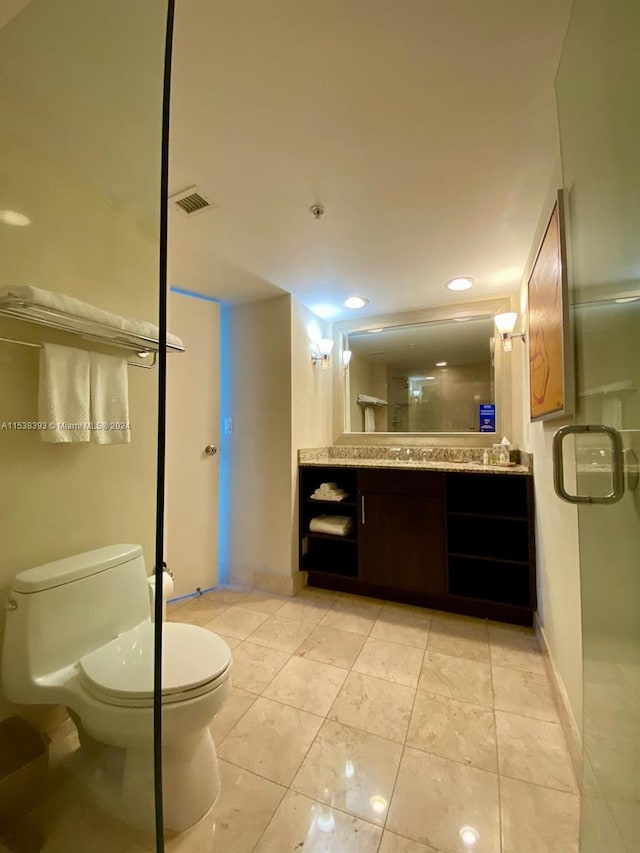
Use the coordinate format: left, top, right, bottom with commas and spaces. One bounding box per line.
1, 544, 232, 833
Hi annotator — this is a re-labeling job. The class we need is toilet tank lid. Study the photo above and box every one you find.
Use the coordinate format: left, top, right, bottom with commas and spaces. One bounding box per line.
13, 544, 143, 593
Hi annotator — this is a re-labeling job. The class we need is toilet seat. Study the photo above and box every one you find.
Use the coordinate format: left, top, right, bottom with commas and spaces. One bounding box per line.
79, 622, 232, 708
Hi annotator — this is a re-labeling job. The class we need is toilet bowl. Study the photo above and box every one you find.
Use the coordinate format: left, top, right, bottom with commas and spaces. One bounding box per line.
1, 545, 232, 833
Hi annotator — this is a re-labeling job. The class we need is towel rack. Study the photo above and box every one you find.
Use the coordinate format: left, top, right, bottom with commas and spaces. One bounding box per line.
0, 294, 185, 368
0, 335, 157, 369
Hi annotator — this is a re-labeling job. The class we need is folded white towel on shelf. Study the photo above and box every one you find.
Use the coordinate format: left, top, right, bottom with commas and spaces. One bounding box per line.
357, 394, 388, 406
319, 482, 338, 490
310, 488, 348, 501
90, 352, 130, 444
309, 515, 353, 536
38, 343, 91, 443
0, 285, 184, 349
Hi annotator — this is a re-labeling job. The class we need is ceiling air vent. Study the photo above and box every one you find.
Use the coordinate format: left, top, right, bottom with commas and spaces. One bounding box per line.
169, 186, 216, 217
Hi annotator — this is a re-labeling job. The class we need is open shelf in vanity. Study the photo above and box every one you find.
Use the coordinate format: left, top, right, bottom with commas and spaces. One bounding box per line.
299, 466, 360, 579
298, 462, 537, 626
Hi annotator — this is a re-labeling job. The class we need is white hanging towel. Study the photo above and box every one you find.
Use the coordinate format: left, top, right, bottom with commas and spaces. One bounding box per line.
38, 343, 91, 443
90, 352, 130, 444
364, 405, 376, 432
602, 396, 623, 430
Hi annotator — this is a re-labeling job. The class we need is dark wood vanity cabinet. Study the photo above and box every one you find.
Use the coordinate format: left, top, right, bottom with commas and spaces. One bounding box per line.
299, 464, 536, 626
358, 470, 446, 597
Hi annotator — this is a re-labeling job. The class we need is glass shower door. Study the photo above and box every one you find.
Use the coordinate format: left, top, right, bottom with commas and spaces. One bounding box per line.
0, 1, 170, 849
555, 1, 640, 850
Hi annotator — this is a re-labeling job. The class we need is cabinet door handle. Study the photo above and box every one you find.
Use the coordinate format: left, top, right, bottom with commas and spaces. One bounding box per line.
361, 495, 366, 525
552, 424, 625, 504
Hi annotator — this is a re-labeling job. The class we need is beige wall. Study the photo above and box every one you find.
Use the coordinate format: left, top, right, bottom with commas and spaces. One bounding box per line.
518, 171, 583, 733
290, 300, 333, 570
221, 294, 333, 591
0, 130, 160, 721
220, 295, 293, 587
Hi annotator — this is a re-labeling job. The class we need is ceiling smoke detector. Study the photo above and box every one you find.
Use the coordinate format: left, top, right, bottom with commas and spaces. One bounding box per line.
170, 185, 215, 217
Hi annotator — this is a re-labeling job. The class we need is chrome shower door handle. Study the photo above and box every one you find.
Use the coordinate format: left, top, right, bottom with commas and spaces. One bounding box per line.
553, 424, 625, 504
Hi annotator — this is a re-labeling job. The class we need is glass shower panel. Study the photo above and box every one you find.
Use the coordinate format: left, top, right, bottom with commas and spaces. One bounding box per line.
556, 1, 640, 850
0, 0, 169, 849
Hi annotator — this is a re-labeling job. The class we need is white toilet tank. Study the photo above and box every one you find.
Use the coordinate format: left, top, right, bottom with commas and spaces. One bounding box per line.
2, 545, 150, 702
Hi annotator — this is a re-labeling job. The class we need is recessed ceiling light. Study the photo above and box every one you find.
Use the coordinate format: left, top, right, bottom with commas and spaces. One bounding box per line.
0, 209, 31, 227
436, 361, 447, 367
368, 328, 383, 333
615, 296, 640, 303
446, 277, 474, 292
344, 296, 369, 309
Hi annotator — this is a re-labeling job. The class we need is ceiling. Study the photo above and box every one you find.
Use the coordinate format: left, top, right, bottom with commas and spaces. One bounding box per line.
0, 0, 167, 231
168, 0, 572, 317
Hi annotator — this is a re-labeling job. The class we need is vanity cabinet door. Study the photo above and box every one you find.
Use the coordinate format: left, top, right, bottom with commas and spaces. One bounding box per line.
358, 470, 446, 596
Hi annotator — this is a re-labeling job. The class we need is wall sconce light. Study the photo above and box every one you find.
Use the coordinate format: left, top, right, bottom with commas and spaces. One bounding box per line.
494, 312, 526, 352
311, 338, 334, 368
342, 349, 352, 370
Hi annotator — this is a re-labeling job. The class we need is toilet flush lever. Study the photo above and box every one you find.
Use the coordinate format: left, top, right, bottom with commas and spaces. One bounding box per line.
4, 592, 17, 611
204, 445, 217, 456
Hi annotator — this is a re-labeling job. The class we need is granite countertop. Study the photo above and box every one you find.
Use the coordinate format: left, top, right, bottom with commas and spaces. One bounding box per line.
299, 446, 531, 475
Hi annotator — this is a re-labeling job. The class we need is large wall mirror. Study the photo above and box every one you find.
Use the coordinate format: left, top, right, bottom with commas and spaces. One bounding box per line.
334, 298, 513, 442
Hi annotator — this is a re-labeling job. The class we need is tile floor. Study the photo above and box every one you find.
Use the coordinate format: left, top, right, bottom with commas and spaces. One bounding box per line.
1, 587, 579, 852
164, 586, 580, 853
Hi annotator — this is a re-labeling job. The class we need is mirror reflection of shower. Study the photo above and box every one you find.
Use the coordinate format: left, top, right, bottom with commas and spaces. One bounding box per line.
347, 315, 496, 433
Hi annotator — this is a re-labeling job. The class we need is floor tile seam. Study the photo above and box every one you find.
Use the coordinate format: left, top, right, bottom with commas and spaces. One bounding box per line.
215, 751, 301, 793
351, 662, 420, 690
260, 668, 349, 713
497, 769, 580, 796
401, 733, 499, 776
292, 648, 362, 671
365, 629, 430, 652
285, 719, 397, 833
498, 770, 584, 803
214, 690, 260, 741
242, 601, 288, 617
242, 769, 290, 853
276, 784, 385, 843
381, 647, 426, 835
288, 774, 389, 829
487, 628, 503, 853
242, 615, 315, 653
322, 707, 413, 747
488, 659, 546, 677
232, 647, 294, 695
414, 684, 495, 711
252, 692, 329, 722
422, 646, 493, 667
492, 705, 560, 725
216, 694, 327, 757
242, 635, 309, 655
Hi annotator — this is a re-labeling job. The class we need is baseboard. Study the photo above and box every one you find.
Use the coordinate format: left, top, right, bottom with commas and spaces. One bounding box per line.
535, 614, 583, 785
254, 570, 307, 597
